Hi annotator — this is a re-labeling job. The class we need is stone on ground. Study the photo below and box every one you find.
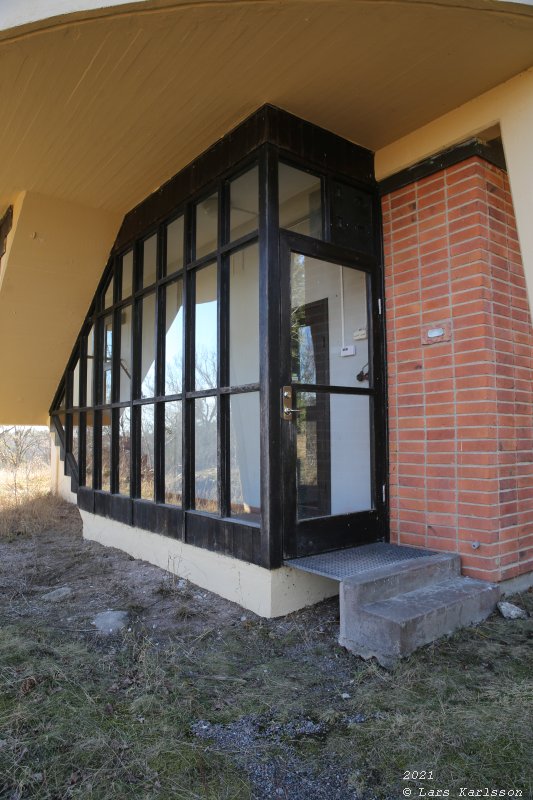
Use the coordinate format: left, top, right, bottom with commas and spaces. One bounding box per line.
41, 586, 72, 602
92, 610, 129, 633
497, 601, 528, 620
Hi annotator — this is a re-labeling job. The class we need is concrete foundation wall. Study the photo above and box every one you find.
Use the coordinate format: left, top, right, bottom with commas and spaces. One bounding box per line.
81, 510, 338, 618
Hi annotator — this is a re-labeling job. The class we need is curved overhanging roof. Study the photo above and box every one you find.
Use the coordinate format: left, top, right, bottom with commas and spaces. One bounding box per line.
1, 0, 533, 423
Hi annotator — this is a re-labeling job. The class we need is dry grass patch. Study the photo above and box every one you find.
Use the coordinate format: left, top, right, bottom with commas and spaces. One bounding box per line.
0, 488, 80, 539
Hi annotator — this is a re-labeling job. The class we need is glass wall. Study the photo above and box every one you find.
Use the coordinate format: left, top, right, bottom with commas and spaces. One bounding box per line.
54, 161, 261, 526
49, 110, 380, 567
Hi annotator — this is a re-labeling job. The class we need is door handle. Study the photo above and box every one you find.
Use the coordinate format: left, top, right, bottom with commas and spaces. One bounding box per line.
281, 386, 301, 419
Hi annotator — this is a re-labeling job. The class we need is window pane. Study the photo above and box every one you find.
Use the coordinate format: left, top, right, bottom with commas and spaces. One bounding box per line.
121, 250, 133, 298
85, 411, 94, 488
195, 193, 218, 258
295, 392, 371, 519
229, 245, 259, 386
142, 235, 157, 287
101, 413, 112, 492
140, 404, 155, 500
290, 254, 370, 389
102, 315, 113, 404
104, 275, 114, 309
141, 294, 156, 398
279, 163, 322, 239
165, 217, 184, 275
72, 359, 80, 407
194, 397, 218, 513
230, 167, 259, 240
331, 181, 374, 254
71, 412, 79, 465
86, 326, 94, 407
118, 407, 131, 496
230, 393, 260, 522
119, 305, 132, 402
164, 400, 182, 505
195, 263, 217, 390
165, 280, 183, 395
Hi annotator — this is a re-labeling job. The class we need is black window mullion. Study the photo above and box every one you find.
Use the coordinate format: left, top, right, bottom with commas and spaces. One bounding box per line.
79, 334, 88, 409
183, 252, 195, 511
219, 248, 230, 516
260, 143, 280, 567
131, 270, 144, 497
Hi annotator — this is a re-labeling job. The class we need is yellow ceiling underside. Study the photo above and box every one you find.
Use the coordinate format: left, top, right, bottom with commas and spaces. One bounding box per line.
2, 0, 533, 214
1, 0, 533, 424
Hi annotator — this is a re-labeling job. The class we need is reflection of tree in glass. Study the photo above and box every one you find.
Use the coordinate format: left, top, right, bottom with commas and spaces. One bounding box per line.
141, 368, 156, 399
140, 409, 155, 499
165, 353, 183, 395
164, 402, 182, 505
101, 424, 112, 490
195, 396, 218, 513
195, 348, 217, 390
118, 409, 131, 494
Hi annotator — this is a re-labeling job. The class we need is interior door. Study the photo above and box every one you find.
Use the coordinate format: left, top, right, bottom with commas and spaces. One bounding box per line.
281, 237, 385, 559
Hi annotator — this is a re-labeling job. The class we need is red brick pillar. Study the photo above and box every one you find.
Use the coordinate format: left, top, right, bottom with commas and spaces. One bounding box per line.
382, 156, 533, 582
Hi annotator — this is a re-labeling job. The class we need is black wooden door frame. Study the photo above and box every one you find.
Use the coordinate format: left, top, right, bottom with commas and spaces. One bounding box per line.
278, 232, 388, 559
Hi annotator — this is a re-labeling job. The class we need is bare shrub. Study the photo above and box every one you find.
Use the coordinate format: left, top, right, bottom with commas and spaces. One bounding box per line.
0, 425, 50, 501
0, 426, 75, 538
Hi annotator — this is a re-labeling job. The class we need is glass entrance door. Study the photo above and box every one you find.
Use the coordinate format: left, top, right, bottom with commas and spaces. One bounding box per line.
281, 240, 385, 558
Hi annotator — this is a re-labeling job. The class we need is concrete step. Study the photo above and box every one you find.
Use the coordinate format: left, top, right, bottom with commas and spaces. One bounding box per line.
340, 575, 500, 667
339, 551, 461, 607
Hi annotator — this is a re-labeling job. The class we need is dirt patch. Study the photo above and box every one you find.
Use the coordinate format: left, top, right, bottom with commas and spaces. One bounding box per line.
0, 497, 532, 799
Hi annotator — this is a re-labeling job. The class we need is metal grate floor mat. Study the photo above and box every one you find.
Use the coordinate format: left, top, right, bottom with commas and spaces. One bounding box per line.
284, 543, 439, 581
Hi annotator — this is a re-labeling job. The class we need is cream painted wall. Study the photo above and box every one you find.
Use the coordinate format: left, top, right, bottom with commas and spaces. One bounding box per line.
0, 191, 120, 424
50, 435, 77, 503
376, 66, 533, 318
81, 509, 339, 617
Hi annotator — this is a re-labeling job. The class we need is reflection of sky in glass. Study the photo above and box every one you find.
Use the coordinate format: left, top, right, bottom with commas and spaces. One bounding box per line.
141, 295, 156, 398
165, 283, 183, 395
297, 326, 316, 383
195, 303, 217, 389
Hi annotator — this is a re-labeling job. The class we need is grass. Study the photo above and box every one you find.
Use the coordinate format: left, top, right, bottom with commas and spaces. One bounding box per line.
0, 469, 72, 539
0, 626, 250, 800
1, 604, 532, 799
0, 494, 532, 798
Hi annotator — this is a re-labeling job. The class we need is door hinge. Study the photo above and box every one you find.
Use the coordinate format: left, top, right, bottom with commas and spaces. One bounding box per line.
382, 484, 386, 504
281, 386, 301, 420
378, 298, 382, 316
